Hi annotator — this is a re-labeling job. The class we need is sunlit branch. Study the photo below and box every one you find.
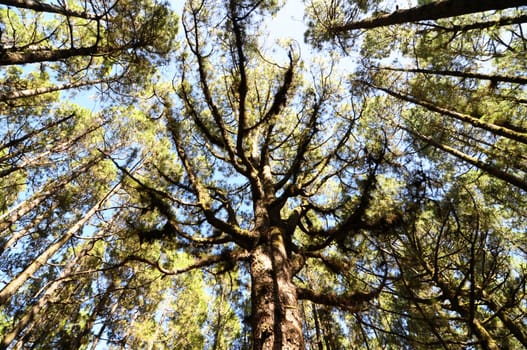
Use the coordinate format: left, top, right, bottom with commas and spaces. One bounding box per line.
359, 80, 527, 146
0, 155, 104, 233
0, 78, 107, 101
297, 286, 382, 312
326, 0, 527, 33
229, 0, 252, 170
182, 5, 243, 174
0, 181, 122, 306
0, 114, 75, 152
417, 14, 527, 34
400, 124, 527, 192
0, 0, 101, 20
375, 66, 527, 85
274, 99, 322, 192
0, 46, 100, 66
178, 66, 226, 148
125, 249, 250, 276
169, 121, 256, 249
247, 52, 296, 134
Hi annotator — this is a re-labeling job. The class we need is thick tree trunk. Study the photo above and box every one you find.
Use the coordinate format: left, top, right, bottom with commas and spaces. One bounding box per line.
0, 0, 99, 20
0, 46, 99, 66
331, 0, 527, 32
250, 227, 304, 350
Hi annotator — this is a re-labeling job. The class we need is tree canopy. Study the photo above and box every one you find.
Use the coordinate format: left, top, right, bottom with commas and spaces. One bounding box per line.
1, 0, 526, 349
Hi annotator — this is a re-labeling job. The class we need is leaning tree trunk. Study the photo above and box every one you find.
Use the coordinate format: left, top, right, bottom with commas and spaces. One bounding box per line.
250, 227, 304, 350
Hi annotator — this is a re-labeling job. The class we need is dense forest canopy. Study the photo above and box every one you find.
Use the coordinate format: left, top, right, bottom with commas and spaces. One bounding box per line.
1, 0, 527, 349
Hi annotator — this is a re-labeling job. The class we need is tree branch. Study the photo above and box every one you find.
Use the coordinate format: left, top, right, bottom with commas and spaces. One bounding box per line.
125, 249, 250, 276
328, 0, 527, 33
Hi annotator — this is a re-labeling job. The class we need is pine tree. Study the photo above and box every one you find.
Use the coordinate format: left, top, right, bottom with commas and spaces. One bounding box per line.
1, 0, 526, 349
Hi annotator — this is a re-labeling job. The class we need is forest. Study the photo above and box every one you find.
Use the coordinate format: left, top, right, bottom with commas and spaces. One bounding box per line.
1, 0, 527, 349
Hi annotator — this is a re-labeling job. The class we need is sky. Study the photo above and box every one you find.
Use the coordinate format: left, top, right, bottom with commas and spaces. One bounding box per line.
170, 0, 308, 47
266, 0, 306, 43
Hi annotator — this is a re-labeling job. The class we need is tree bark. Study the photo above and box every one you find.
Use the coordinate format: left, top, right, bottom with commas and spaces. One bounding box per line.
0, 79, 106, 102
377, 66, 527, 85
361, 80, 527, 146
417, 14, 527, 33
481, 291, 527, 348
0, 46, 100, 66
0, 236, 101, 349
330, 0, 527, 32
401, 124, 527, 192
0, 182, 120, 306
250, 227, 304, 350
0, 156, 101, 234
0, 0, 100, 20
0, 201, 59, 256
0, 114, 75, 153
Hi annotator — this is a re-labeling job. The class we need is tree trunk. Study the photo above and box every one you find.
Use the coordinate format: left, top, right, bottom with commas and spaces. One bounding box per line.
0, 156, 101, 234
250, 227, 304, 350
362, 80, 527, 146
0, 114, 74, 153
401, 124, 527, 192
331, 0, 527, 32
0, 182, 120, 306
0, 79, 106, 102
0, 46, 100, 66
0, 236, 99, 349
378, 66, 527, 85
0, 0, 99, 20
0, 201, 59, 256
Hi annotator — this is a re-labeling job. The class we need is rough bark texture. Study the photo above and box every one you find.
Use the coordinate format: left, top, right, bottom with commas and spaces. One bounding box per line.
251, 227, 304, 350
0, 0, 99, 19
332, 0, 527, 31
0, 79, 106, 101
0, 46, 99, 66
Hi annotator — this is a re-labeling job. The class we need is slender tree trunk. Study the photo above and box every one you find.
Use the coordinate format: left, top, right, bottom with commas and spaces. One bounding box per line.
0, 46, 100, 66
250, 227, 303, 350
212, 285, 225, 350
377, 66, 527, 85
361, 80, 527, 146
311, 304, 324, 350
0, 156, 101, 234
401, 124, 527, 191
0, 114, 74, 152
146, 309, 167, 350
74, 282, 115, 349
89, 287, 124, 350
0, 236, 101, 349
0, 0, 99, 20
0, 182, 120, 306
0, 201, 59, 256
0, 79, 107, 102
330, 0, 527, 32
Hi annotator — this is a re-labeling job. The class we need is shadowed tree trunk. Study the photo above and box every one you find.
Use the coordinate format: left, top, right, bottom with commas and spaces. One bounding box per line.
0, 0, 100, 19
250, 227, 304, 349
326, 0, 527, 32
